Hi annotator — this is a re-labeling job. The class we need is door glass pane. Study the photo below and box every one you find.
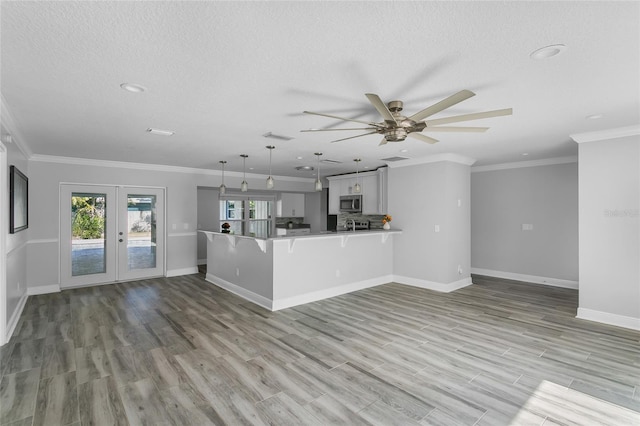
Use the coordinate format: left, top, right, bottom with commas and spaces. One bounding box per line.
127, 195, 156, 270
71, 193, 106, 276
249, 200, 272, 238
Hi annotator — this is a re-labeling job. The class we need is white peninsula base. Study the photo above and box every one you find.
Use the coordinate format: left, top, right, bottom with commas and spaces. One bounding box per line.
200, 230, 401, 311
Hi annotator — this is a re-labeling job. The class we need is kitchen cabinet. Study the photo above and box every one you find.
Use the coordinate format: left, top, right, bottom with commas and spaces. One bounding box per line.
327, 168, 387, 214
277, 193, 305, 217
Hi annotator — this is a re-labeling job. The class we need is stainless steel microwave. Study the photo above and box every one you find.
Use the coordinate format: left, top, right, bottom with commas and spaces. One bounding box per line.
339, 195, 362, 213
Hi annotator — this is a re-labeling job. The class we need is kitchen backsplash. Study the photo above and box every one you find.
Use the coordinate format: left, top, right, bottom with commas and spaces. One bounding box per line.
337, 213, 387, 230
276, 217, 305, 226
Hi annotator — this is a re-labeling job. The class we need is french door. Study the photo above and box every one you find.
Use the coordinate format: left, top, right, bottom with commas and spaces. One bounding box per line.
60, 184, 165, 288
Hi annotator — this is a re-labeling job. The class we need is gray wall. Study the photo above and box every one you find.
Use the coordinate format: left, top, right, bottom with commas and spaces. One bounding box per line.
3, 140, 29, 343
471, 162, 578, 283
389, 161, 471, 287
578, 135, 639, 324
197, 187, 219, 263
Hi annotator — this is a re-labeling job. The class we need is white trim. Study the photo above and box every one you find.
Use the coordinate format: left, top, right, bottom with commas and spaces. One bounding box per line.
166, 267, 199, 277
205, 273, 273, 310
7, 240, 28, 257
470, 268, 579, 289
576, 307, 640, 331
571, 125, 640, 144
385, 153, 476, 168
5, 293, 28, 344
167, 232, 198, 238
27, 238, 58, 245
1, 94, 33, 158
272, 275, 392, 311
31, 154, 315, 183
27, 285, 60, 295
393, 275, 473, 293
471, 156, 578, 173
0, 145, 7, 345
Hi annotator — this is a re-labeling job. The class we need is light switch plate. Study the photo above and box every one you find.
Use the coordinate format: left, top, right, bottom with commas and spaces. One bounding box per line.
522, 224, 533, 231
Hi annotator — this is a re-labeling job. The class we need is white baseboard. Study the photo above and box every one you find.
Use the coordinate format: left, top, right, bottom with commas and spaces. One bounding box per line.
166, 267, 199, 277
5, 292, 28, 344
205, 273, 273, 311
27, 285, 61, 295
271, 275, 392, 311
393, 275, 473, 293
576, 307, 640, 331
470, 268, 578, 290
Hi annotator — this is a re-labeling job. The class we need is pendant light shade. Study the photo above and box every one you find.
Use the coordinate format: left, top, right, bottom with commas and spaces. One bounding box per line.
353, 158, 361, 193
314, 152, 323, 191
240, 154, 248, 192
266, 145, 275, 189
219, 160, 227, 195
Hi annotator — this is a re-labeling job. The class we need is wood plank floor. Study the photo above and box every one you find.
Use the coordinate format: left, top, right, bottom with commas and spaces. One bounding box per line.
1, 273, 639, 425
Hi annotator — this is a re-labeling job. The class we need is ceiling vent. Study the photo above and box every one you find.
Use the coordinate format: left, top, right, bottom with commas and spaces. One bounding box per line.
262, 132, 294, 141
381, 156, 409, 162
321, 159, 342, 164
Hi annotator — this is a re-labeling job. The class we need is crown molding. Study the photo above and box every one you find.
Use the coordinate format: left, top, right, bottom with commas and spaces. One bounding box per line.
1, 94, 33, 159
571, 124, 640, 144
29, 154, 315, 183
471, 156, 578, 173
385, 153, 476, 169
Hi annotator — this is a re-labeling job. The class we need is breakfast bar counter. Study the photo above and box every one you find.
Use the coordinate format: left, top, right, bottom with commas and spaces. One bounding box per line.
199, 229, 401, 311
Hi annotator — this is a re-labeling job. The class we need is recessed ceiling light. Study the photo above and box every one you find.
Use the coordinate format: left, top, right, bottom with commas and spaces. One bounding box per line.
530, 44, 567, 60
400, 149, 409, 153
146, 128, 174, 136
522, 153, 529, 156
295, 165, 314, 171
586, 113, 603, 120
296, 156, 303, 160
120, 83, 146, 93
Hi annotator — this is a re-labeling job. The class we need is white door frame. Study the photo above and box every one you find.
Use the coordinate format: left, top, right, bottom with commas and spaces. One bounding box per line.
60, 183, 166, 289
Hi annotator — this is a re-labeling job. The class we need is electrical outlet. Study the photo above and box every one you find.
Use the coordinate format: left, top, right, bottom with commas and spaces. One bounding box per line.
236, 268, 240, 276
458, 265, 463, 275
434, 225, 440, 232
336, 269, 341, 277
522, 224, 534, 231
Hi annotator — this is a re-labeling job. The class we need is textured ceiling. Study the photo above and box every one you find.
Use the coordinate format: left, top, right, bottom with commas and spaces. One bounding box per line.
1, 1, 639, 178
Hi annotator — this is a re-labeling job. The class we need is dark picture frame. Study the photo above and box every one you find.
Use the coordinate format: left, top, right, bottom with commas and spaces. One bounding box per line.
9, 165, 28, 233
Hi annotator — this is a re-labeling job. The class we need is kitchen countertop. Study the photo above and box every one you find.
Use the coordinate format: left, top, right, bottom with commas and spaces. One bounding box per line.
199, 229, 401, 241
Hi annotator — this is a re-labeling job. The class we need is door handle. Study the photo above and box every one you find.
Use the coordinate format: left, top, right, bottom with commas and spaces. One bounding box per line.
119, 239, 123, 242
119, 231, 123, 235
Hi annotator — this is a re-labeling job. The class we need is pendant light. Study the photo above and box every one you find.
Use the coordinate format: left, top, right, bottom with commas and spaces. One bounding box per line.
266, 145, 275, 189
353, 158, 361, 193
219, 160, 227, 195
314, 152, 323, 191
240, 154, 248, 192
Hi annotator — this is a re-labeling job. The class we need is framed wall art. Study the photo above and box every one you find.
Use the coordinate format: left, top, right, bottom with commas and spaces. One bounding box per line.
9, 165, 28, 233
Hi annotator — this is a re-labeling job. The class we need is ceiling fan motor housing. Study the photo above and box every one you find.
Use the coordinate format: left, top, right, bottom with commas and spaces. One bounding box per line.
384, 127, 408, 141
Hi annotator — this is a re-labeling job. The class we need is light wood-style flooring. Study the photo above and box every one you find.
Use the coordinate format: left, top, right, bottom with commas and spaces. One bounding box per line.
1, 273, 639, 425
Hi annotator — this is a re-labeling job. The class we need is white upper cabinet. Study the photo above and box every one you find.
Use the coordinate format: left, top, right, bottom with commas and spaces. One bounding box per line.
327, 168, 387, 215
277, 193, 305, 217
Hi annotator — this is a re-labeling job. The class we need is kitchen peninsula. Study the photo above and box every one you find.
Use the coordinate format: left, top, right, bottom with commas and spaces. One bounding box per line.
199, 229, 401, 311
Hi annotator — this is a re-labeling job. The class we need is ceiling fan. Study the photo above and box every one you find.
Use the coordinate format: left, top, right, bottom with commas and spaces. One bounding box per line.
302, 90, 512, 145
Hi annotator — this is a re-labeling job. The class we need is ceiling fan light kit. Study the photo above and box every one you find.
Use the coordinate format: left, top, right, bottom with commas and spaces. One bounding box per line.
303, 90, 511, 146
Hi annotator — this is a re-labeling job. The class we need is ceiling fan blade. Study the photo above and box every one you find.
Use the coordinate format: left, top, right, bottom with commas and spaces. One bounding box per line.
424, 108, 513, 126
423, 126, 489, 133
303, 111, 381, 127
301, 127, 377, 132
408, 133, 439, 144
379, 137, 388, 146
330, 131, 379, 143
408, 90, 476, 122
365, 93, 397, 125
